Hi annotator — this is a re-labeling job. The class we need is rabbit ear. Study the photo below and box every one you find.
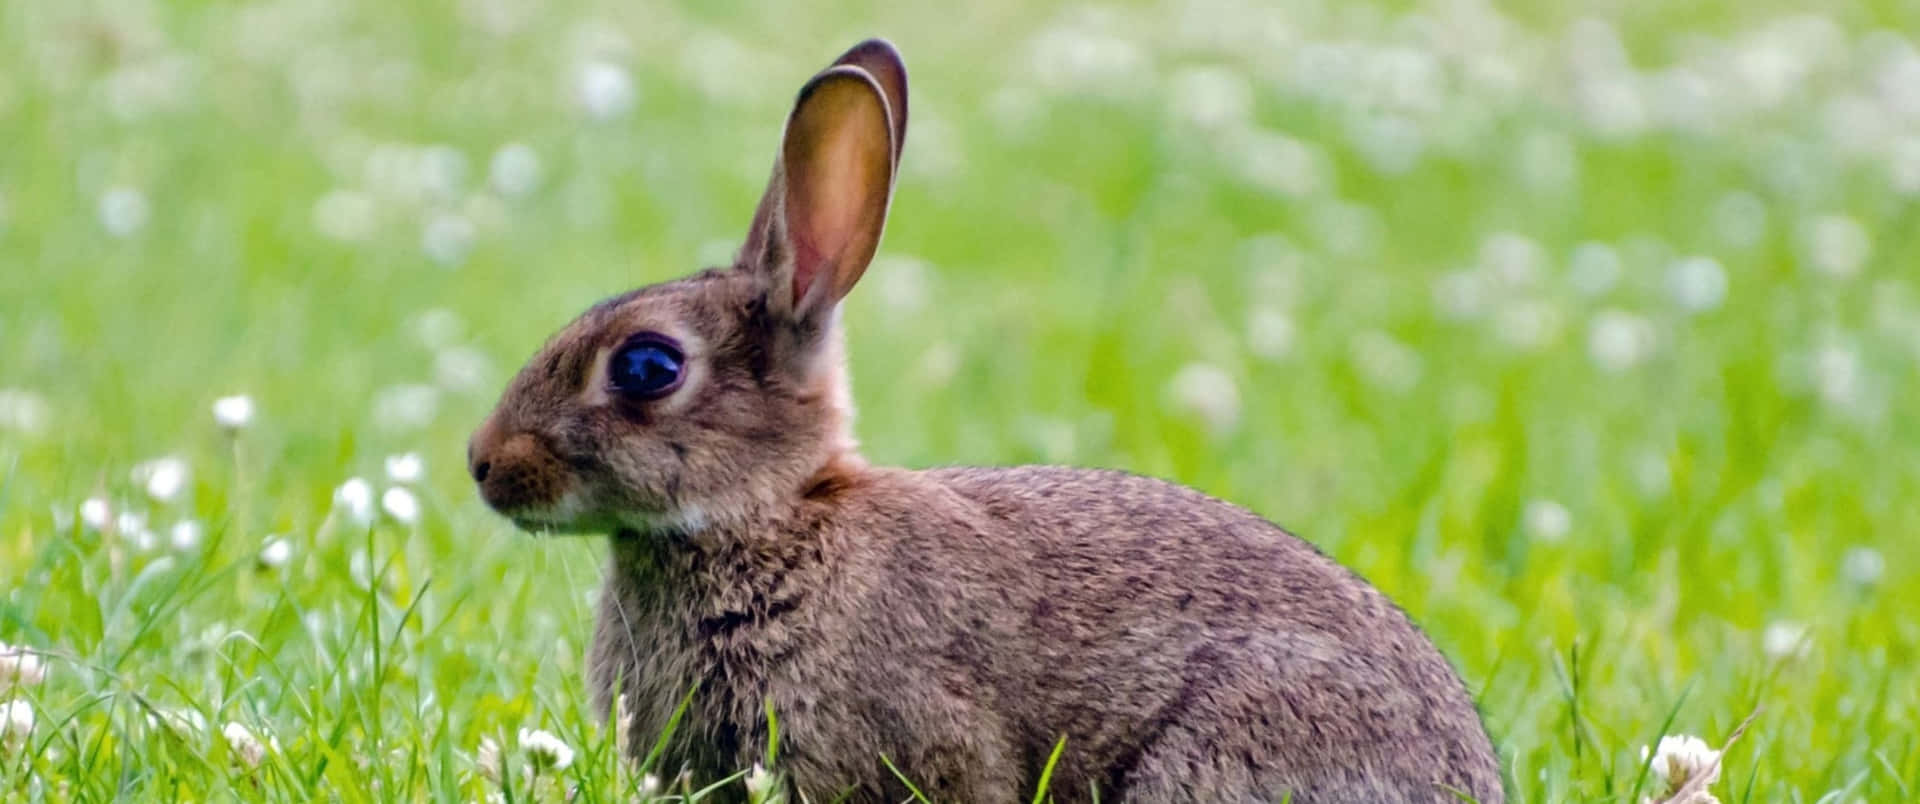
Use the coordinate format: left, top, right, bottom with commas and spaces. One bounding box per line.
741, 58, 902, 320
830, 39, 907, 166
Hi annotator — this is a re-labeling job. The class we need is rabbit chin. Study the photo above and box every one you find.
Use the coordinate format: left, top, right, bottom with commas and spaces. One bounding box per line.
506, 494, 708, 539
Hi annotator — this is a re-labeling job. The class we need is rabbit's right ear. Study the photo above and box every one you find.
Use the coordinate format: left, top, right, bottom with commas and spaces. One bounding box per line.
741, 44, 904, 323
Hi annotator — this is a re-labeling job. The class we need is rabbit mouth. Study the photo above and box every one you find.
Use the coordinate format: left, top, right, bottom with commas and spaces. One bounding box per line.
502, 498, 709, 538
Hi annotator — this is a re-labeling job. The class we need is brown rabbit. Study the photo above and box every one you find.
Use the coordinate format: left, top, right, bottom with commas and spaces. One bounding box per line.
469, 39, 1504, 804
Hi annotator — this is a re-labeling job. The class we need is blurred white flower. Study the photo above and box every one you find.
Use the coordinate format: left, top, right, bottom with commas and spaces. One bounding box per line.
381, 487, 421, 524
420, 146, 469, 201
1, 699, 33, 752
1165, 362, 1241, 434
335, 477, 376, 525
132, 456, 190, 503
519, 727, 574, 772
489, 143, 543, 198
422, 212, 476, 266
475, 735, 502, 782
1523, 499, 1572, 542
1710, 192, 1768, 249
99, 187, 151, 237
0, 642, 47, 690
372, 384, 440, 432
1641, 734, 1721, 797
1567, 242, 1622, 297
1168, 66, 1253, 129
117, 511, 154, 550
1763, 620, 1810, 661
1841, 546, 1884, 587
79, 497, 112, 532
639, 772, 661, 795
1350, 331, 1422, 393
575, 60, 636, 119
1433, 269, 1491, 320
0, 388, 51, 434
222, 721, 271, 767
1223, 128, 1327, 198
1667, 257, 1728, 312
411, 308, 465, 349
1481, 232, 1544, 289
1633, 449, 1671, 499
1028, 22, 1149, 95
1810, 343, 1861, 408
744, 762, 776, 803
1802, 215, 1870, 279
213, 395, 256, 430
434, 347, 493, 392
1516, 130, 1577, 192
869, 256, 934, 318
1245, 307, 1295, 360
169, 519, 204, 551
1588, 310, 1657, 372
1493, 299, 1563, 351
384, 453, 425, 484
312, 189, 377, 242
1576, 77, 1648, 139
148, 707, 208, 739
1891, 137, 1920, 195
257, 537, 293, 569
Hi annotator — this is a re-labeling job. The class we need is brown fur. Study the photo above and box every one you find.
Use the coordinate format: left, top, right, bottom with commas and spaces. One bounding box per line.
470, 39, 1504, 804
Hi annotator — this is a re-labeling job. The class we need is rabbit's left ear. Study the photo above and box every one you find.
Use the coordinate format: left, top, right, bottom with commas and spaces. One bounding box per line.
742, 43, 905, 320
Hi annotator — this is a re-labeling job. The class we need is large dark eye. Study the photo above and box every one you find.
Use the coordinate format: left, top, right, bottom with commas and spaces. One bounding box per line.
609, 335, 685, 399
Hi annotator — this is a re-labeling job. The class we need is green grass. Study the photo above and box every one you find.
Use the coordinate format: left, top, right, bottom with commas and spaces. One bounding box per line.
3, 0, 1918, 800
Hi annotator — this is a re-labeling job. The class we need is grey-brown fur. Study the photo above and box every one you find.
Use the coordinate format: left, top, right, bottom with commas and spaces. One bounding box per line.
470, 38, 1504, 804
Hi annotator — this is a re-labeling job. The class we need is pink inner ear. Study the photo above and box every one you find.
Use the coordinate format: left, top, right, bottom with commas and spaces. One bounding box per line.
780, 71, 894, 311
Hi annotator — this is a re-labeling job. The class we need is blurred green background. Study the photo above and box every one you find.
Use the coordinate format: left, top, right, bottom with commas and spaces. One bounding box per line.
2, 0, 1916, 799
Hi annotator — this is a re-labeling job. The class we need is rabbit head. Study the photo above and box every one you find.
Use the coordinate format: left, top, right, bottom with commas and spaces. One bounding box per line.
468, 40, 908, 536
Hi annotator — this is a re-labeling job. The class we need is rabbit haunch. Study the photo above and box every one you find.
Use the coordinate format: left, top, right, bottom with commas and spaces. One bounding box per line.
469, 38, 1503, 804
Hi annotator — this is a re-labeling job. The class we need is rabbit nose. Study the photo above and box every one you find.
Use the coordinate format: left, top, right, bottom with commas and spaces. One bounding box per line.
469, 417, 501, 483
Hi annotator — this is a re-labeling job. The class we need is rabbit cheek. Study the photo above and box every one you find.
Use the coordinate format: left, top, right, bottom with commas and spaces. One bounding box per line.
473, 432, 571, 518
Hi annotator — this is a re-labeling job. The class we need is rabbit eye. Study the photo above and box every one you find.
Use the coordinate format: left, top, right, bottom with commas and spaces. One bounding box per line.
609, 335, 685, 399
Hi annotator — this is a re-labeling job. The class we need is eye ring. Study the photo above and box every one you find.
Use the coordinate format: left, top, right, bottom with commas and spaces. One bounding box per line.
608, 333, 686, 400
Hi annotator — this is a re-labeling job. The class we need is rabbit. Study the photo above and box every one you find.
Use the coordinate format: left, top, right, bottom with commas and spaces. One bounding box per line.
468, 38, 1505, 804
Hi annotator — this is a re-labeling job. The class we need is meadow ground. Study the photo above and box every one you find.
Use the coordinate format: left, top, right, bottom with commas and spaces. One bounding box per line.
2, 0, 1917, 800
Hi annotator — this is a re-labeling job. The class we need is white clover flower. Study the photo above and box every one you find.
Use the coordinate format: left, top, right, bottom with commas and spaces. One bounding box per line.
1493, 299, 1563, 351
372, 384, 440, 432
1, 699, 33, 752
1168, 66, 1253, 129
1523, 499, 1572, 542
475, 735, 502, 782
1245, 307, 1295, 360
422, 212, 476, 267
1667, 257, 1728, 313
1841, 546, 1885, 587
381, 487, 420, 525
312, 189, 377, 242
743, 762, 776, 803
1350, 331, 1422, 393
384, 453, 425, 484
1433, 269, 1492, 320
222, 721, 271, 767
1710, 192, 1768, 249
1165, 362, 1241, 434
117, 511, 155, 550
212, 395, 256, 430
132, 456, 190, 503
1763, 620, 1810, 661
1480, 232, 1544, 289
99, 186, 151, 237
257, 537, 293, 569
410, 308, 465, 349
639, 773, 661, 795
576, 60, 636, 119
1588, 310, 1657, 372
148, 707, 208, 739
1802, 215, 1870, 279
1224, 128, 1327, 199
1567, 242, 1622, 297
169, 519, 204, 551
490, 143, 543, 198
335, 477, 376, 525
1641, 734, 1721, 795
518, 727, 574, 772
0, 643, 47, 690
0, 388, 51, 434
433, 346, 493, 393
1810, 344, 1861, 408
79, 497, 112, 532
